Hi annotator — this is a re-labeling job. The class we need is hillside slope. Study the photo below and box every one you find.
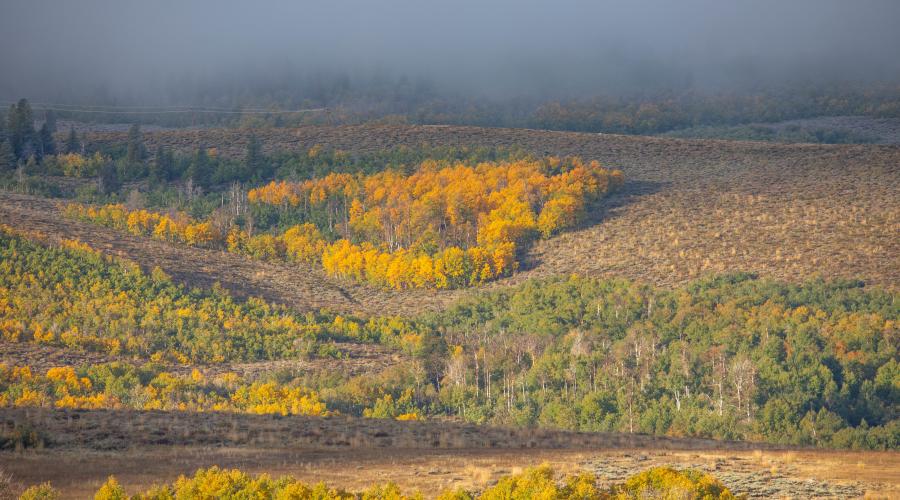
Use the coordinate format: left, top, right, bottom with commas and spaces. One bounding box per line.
0, 192, 456, 316
85, 125, 900, 289
5, 125, 894, 316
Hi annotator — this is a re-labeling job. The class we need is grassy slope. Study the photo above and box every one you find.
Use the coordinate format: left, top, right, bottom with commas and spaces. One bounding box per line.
26, 125, 900, 314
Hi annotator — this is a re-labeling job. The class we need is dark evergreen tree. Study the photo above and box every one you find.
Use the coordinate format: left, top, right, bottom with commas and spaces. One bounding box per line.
7, 99, 37, 160
38, 123, 55, 156
65, 127, 80, 153
125, 124, 144, 164
0, 140, 15, 173
98, 161, 120, 194
245, 134, 263, 172
185, 146, 211, 186
24, 154, 39, 175
5, 105, 15, 140
162, 148, 175, 179
148, 145, 174, 185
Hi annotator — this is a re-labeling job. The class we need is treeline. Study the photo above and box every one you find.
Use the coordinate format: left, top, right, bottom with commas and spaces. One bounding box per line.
526, 84, 900, 134
0, 361, 429, 422
18, 465, 737, 500
0, 225, 406, 363
8, 116, 529, 213
0, 363, 327, 417
64, 156, 623, 288
20, 81, 900, 135
17, 122, 257, 196
52, 141, 531, 220
402, 274, 897, 449
662, 123, 881, 144
1, 224, 896, 448
0, 99, 57, 171
61, 203, 220, 248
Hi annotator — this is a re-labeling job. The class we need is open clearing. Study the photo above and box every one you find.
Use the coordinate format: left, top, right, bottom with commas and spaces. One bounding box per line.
2, 445, 897, 498
1, 408, 898, 499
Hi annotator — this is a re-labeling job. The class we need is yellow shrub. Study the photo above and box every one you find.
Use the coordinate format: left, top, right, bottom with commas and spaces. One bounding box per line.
611, 467, 736, 499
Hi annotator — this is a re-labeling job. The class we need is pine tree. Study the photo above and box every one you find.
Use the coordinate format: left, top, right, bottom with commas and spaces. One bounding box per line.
148, 145, 173, 186
98, 161, 120, 194
39, 123, 55, 156
0, 140, 15, 172
163, 148, 175, 179
5, 105, 16, 140
245, 134, 263, 172
24, 154, 39, 175
185, 146, 210, 186
125, 123, 144, 164
8, 99, 36, 160
65, 127, 80, 153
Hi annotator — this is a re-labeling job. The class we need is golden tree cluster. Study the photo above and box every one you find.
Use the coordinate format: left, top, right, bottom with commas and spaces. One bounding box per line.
0, 363, 329, 417
62, 203, 220, 247
250, 157, 623, 288
42, 152, 107, 178
0, 225, 374, 363
61, 156, 622, 288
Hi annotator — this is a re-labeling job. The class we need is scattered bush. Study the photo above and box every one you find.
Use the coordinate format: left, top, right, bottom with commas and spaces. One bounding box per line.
27, 465, 739, 499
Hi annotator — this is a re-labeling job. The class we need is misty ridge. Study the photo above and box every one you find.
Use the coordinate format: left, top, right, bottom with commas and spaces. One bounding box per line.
3, 0, 900, 101
2, 0, 900, 135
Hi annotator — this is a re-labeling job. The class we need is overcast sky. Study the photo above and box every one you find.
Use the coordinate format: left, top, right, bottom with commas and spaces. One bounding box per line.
2, 0, 899, 103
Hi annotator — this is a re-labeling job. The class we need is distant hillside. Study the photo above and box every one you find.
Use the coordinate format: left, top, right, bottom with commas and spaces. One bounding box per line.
69, 125, 900, 293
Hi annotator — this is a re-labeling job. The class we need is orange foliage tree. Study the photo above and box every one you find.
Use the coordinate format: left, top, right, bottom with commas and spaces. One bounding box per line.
251, 157, 623, 288
62, 156, 622, 289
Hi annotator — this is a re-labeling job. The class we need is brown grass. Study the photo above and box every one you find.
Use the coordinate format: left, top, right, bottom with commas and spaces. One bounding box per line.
2, 445, 897, 499
33, 125, 900, 312
1, 407, 773, 452
505, 177, 898, 290
0, 339, 401, 379
4, 407, 897, 498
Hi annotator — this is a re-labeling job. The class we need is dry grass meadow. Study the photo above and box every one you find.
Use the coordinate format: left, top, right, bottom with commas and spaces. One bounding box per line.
2, 442, 898, 498
1, 408, 898, 498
